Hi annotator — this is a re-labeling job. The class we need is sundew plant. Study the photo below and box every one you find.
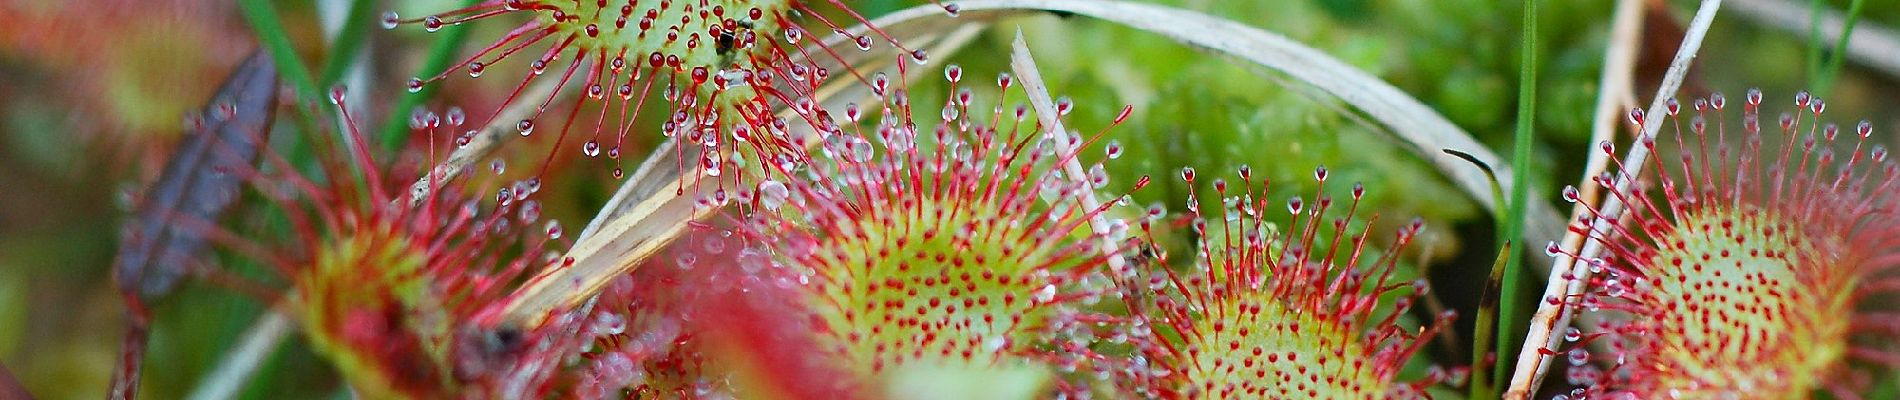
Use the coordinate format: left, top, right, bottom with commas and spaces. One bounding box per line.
4, 0, 1900, 399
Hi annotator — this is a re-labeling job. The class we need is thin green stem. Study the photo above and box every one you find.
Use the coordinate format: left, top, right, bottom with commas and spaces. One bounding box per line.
1471, 241, 1512, 400
1497, 0, 1539, 386
1807, 0, 1825, 85
238, 0, 323, 168
1444, 148, 1506, 399
379, 0, 484, 152
238, 0, 320, 104
1817, 0, 1867, 96
863, 0, 906, 15
319, 0, 376, 88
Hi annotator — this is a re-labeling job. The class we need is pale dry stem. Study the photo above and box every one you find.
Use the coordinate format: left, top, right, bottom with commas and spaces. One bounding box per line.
186, 312, 293, 400
403, 77, 565, 207
1503, 1, 1724, 397
1007, 31, 1132, 275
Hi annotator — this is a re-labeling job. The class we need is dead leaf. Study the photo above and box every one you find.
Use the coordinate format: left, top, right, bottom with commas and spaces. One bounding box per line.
113, 51, 278, 300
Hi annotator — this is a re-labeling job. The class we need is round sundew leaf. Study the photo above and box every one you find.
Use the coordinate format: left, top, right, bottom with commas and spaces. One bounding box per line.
1609, 208, 1853, 397
1563, 89, 1900, 397
724, 56, 1137, 396
1118, 167, 1451, 398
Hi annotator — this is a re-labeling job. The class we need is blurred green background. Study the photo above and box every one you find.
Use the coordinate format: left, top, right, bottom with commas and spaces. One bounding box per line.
3, 0, 1898, 398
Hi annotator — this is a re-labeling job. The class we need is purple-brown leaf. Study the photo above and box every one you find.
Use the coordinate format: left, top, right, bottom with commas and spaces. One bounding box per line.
113, 52, 278, 300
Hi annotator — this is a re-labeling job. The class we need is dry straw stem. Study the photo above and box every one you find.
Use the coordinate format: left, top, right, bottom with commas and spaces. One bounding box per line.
1007, 31, 1132, 274
402, 77, 564, 207
186, 312, 293, 400
1578, 0, 1647, 209
1731, 0, 1900, 81
1547, 0, 1646, 363
1503, 0, 1724, 398
501, 18, 986, 328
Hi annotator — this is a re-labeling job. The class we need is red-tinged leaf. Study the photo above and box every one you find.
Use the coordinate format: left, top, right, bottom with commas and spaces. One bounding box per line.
107, 51, 278, 400
113, 51, 278, 300
680, 233, 870, 400
0, 362, 32, 400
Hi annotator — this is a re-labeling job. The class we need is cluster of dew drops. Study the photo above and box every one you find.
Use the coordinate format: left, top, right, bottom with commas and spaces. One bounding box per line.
310, 85, 573, 276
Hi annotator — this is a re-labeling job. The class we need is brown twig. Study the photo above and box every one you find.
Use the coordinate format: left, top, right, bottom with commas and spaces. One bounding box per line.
1503, 0, 1723, 397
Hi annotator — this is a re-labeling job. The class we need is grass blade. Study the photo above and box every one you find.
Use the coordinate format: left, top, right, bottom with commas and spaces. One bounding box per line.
237, 0, 323, 168
1817, 0, 1867, 95
317, 0, 375, 88
1730, 0, 1900, 83
237, 0, 317, 103
1471, 240, 1513, 399
1808, 0, 1824, 85
1497, 0, 1539, 389
1443, 148, 1508, 398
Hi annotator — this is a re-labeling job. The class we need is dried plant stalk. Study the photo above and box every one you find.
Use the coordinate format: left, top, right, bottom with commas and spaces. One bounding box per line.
1558, 0, 1647, 360
1577, 0, 1647, 218
186, 312, 292, 400
1504, 0, 1724, 397
1008, 31, 1131, 273
402, 77, 562, 206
